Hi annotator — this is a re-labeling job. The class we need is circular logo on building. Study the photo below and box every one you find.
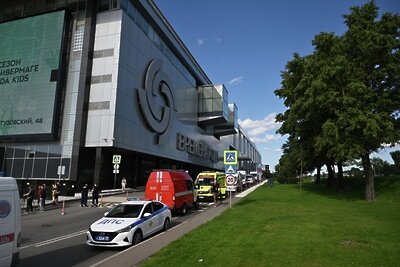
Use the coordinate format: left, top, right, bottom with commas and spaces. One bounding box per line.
0, 200, 12, 218
137, 59, 176, 144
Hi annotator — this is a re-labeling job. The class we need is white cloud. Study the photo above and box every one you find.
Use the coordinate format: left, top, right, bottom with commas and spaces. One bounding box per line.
239, 113, 282, 144
197, 38, 204, 46
251, 134, 281, 143
228, 76, 244, 85
215, 37, 223, 43
263, 147, 282, 153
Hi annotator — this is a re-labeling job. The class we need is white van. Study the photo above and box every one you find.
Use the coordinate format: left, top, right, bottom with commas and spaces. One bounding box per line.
0, 177, 21, 267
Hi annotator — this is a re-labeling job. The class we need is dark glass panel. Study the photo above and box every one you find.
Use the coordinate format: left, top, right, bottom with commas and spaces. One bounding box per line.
14, 148, 26, 158
33, 159, 47, 178
47, 158, 61, 178
11, 159, 24, 178
24, 159, 33, 178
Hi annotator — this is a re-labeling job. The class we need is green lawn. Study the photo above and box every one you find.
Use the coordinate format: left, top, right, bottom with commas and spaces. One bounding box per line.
142, 176, 400, 267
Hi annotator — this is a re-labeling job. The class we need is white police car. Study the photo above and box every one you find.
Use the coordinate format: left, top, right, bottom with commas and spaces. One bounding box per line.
87, 200, 171, 247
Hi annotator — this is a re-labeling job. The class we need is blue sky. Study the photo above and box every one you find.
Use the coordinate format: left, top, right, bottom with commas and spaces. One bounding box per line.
154, 0, 400, 169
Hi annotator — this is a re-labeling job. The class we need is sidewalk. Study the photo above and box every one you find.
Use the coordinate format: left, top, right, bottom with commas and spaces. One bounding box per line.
20, 187, 145, 213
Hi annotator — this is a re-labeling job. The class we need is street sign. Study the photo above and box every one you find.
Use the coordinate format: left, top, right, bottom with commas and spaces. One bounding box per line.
112, 155, 121, 164
113, 169, 119, 174
114, 164, 119, 170
226, 185, 236, 191
226, 174, 236, 185
225, 164, 237, 174
257, 163, 263, 172
223, 150, 237, 164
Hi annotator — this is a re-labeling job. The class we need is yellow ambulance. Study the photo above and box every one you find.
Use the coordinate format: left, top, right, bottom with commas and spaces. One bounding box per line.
195, 171, 227, 202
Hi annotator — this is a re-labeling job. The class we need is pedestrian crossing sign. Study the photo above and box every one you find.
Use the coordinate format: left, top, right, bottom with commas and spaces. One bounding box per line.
225, 164, 237, 174
112, 155, 121, 164
224, 150, 237, 164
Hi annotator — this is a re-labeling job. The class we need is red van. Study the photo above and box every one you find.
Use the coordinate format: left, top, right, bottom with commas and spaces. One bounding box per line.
144, 170, 198, 215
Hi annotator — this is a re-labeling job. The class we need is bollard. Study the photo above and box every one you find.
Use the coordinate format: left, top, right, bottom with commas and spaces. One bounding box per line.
61, 200, 65, 215
100, 195, 103, 207
126, 191, 129, 201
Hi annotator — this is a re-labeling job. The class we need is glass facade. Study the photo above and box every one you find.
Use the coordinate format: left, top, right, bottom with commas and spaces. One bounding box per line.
1, 146, 70, 179
120, 0, 195, 86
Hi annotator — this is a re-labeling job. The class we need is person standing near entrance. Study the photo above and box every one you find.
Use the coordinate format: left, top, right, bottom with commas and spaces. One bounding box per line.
121, 177, 127, 192
23, 186, 35, 214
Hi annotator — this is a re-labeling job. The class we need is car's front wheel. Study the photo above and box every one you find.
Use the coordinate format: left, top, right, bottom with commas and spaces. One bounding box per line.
132, 230, 142, 245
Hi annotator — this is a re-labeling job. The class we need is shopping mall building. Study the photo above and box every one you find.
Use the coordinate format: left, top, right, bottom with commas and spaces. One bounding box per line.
0, 0, 262, 193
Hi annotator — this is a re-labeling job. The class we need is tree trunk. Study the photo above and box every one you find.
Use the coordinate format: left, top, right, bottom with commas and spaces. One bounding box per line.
361, 153, 375, 202
315, 165, 321, 184
326, 164, 335, 188
337, 162, 345, 191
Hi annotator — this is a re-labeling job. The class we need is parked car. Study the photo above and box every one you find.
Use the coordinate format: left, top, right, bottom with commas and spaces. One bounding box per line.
237, 171, 247, 187
250, 171, 260, 183
87, 200, 171, 247
246, 175, 255, 185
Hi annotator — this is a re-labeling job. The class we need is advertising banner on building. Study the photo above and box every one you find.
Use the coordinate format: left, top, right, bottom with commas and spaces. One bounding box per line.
0, 10, 67, 140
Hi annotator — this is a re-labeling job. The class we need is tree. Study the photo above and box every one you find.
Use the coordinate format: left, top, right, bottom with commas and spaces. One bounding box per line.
275, 1, 400, 201
341, 2, 400, 201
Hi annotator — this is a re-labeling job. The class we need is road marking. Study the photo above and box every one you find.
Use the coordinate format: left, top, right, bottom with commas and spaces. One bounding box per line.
20, 230, 87, 250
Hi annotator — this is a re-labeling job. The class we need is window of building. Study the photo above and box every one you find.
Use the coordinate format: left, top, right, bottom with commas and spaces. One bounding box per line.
73, 27, 84, 51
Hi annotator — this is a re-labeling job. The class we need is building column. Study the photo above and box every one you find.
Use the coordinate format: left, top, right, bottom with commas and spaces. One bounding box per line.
93, 147, 102, 186
70, 0, 97, 181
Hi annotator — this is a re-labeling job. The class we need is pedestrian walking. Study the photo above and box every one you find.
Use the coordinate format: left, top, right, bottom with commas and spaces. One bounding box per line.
212, 181, 220, 207
51, 182, 60, 205
121, 177, 127, 192
40, 184, 47, 211
23, 186, 35, 214
37, 185, 43, 211
91, 184, 100, 207
80, 184, 89, 207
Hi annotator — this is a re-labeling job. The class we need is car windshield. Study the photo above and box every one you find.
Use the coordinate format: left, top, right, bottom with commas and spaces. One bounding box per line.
196, 177, 214, 186
105, 204, 143, 218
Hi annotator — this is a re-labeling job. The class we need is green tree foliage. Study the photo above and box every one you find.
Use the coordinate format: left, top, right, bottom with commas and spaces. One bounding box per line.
390, 150, 400, 169
274, 1, 400, 201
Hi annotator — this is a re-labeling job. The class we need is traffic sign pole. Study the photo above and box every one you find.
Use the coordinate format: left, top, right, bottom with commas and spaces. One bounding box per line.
229, 191, 231, 208
112, 156, 122, 191
114, 171, 116, 191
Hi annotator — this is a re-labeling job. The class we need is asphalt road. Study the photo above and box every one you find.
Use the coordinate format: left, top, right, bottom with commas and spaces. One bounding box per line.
17, 192, 218, 267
